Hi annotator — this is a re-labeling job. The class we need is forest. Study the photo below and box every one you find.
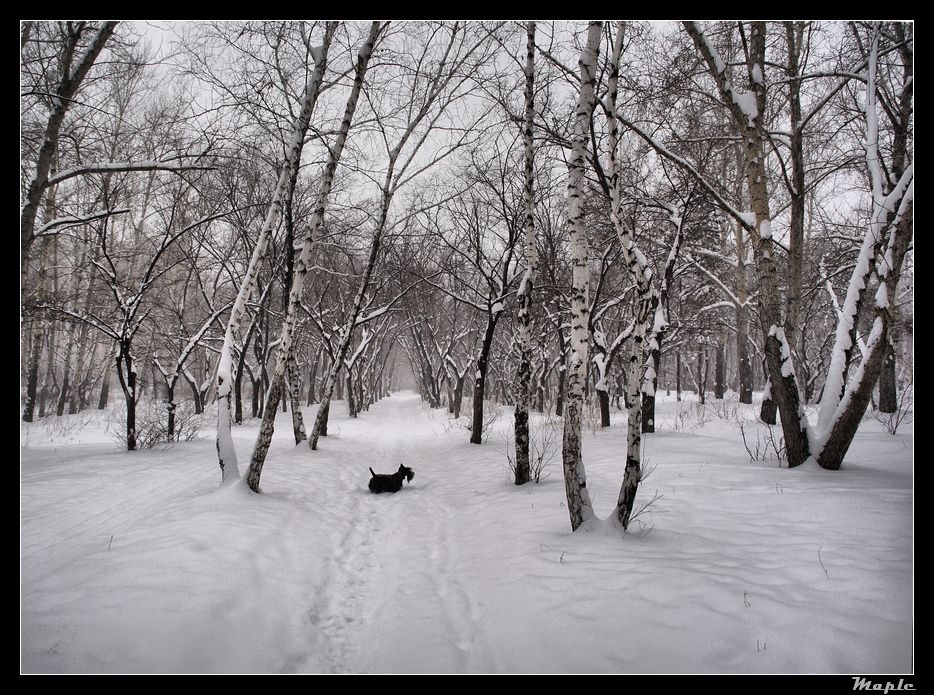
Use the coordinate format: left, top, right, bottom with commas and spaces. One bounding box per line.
20, 20, 913, 675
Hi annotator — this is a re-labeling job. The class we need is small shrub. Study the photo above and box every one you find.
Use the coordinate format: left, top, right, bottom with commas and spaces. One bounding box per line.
502, 416, 561, 484
738, 420, 786, 464
875, 380, 913, 435
110, 399, 203, 450
461, 399, 502, 443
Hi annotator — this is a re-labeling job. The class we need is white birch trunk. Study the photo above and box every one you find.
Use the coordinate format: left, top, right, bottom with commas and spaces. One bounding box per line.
561, 21, 602, 532
513, 21, 537, 485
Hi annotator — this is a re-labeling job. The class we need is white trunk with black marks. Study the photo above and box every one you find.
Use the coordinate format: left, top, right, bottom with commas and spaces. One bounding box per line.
288, 353, 307, 443
561, 21, 601, 532
216, 27, 334, 485
246, 22, 376, 488
513, 21, 537, 485
604, 22, 656, 530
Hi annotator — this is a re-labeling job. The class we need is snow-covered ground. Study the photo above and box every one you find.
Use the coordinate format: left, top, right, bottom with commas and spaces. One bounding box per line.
20, 391, 913, 674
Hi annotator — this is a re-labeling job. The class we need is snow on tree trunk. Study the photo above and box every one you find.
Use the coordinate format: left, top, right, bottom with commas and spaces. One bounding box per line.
513, 21, 537, 484
560, 21, 601, 532
813, 27, 913, 469
247, 22, 375, 486
216, 26, 334, 485
759, 373, 777, 424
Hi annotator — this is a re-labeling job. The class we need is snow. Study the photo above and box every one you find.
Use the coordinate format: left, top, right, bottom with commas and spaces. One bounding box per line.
751, 63, 763, 86
758, 219, 772, 240
21, 392, 912, 674
768, 325, 795, 378
731, 89, 759, 125
874, 283, 889, 308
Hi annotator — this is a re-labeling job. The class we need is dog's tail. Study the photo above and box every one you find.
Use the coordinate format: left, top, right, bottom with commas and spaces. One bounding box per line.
369, 467, 376, 477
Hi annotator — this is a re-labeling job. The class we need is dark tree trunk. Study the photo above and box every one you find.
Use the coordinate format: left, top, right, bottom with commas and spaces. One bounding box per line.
166, 384, 176, 442
737, 306, 753, 404
23, 331, 41, 422
598, 389, 610, 428
97, 371, 110, 409
878, 338, 897, 414
116, 344, 137, 451
307, 351, 319, 405
56, 355, 71, 417
676, 351, 681, 401
231, 369, 243, 422
347, 371, 356, 418
317, 400, 329, 437
453, 374, 464, 419
470, 316, 498, 444
759, 359, 777, 424
641, 348, 661, 433
714, 340, 725, 399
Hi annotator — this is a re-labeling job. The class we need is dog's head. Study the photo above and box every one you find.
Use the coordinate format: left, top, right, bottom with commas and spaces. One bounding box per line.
398, 464, 415, 483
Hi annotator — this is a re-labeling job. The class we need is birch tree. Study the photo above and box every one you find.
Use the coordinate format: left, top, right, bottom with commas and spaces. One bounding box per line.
215, 23, 335, 483
561, 21, 601, 532
513, 21, 538, 485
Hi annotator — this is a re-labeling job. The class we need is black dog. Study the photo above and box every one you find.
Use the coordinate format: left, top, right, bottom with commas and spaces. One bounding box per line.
368, 464, 414, 493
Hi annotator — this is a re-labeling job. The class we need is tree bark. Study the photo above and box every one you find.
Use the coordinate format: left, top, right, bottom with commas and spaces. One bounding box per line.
97, 369, 110, 409
513, 20, 537, 485
469, 315, 498, 444
560, 21, 601, 532
878, 338, 897, 413
288, 353, 307, 443
714, 340, 725, 399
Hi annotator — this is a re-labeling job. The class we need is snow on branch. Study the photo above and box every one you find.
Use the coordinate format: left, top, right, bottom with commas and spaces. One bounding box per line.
35, 208, 130, 237
47, 160, 214, 187
617, 115, 755, 234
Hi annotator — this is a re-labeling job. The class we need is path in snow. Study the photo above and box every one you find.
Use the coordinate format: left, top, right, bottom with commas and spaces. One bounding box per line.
281, 392, 498, 673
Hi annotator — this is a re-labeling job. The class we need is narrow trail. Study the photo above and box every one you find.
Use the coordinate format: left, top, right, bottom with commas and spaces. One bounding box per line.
288, 392, 496, 673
